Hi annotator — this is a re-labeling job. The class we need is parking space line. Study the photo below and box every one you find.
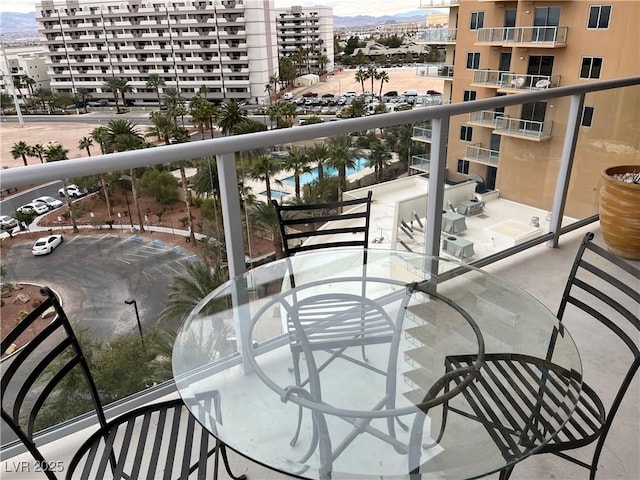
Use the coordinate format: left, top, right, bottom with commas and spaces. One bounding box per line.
66, 235, 81, 243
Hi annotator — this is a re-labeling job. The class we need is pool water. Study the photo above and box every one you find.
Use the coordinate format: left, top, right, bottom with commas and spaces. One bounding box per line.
281, 157, 368, 186
260, 190, 288, 200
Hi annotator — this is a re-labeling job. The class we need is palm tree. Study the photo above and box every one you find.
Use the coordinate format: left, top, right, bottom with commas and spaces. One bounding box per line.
78, 136, 93, 156
283, 147, 310, 199
147, 110, 176, 144
76, 88, 92, 113
217, 100, 248, 135
368, 141, 392, 183
28, 143, 46, 164
87, 127, 114, 220
317, 54, 329, 74
355, 67, 367, 96
146, 73, 165, 106
249, 201, 284, 259
189, 96, 217, 139
45, 143, 79, 233
34, 87, 54, 112
103, 77, 123, 110
305, 142, 330, 182
21, 75, 36, 98
11, 141, 30, 166
105, 119, 146, 231
163, 87, 186, 126
159, 260, 229, 322
376, 70, 390, 99
249, 154, 282, 203
367, 66, 378, 95
326, 135, 361, 201
350, 98, 367, 118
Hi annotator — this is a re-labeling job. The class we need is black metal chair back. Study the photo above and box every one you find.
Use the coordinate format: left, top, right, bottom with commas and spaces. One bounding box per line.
550, 231, 640, 476
1, 286, 107, 480
272, 191, 372, 257
1, 287, 247, 480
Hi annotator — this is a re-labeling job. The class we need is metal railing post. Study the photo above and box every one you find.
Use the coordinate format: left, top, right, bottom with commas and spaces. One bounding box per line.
547, 93, 585, 248
424, 116, 449, 258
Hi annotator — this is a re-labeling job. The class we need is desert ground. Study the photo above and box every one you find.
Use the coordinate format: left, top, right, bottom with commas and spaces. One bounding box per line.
0, 67, 444, 170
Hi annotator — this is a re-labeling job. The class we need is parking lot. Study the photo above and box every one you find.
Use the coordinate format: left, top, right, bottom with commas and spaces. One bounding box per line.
2, 233, 196, 340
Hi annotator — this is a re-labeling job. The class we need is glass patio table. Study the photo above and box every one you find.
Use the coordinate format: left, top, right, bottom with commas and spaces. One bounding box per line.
172, 249, 582, 480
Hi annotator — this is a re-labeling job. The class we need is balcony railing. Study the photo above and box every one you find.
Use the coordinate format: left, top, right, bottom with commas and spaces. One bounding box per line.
412, 125, 433, 141
499, 73, 561, 92
417, 64, 454, 79
415, 28, 457, 44
477, 26, 568, 47
472, 69, 511, 88
1, 77, 638, 459
419, 0, 459, 7
468, 110, 503, 127
465, 143, 500, 166
494, 116, 553, 140
410, 154, 431, 172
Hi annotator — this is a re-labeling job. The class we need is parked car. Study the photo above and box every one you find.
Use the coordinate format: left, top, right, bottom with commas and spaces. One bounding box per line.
302, 92, 318, 98
321, 93, 335, 98
58, 184, 86, 198
16, 202, 49, 216
282, 92, 294, 100
0, 215, 18, 231
426, 90, 442, 96
343, 91, 357, 98
383, 91, 398, 97
33, 196, 64, 210
32, 235, 64, 256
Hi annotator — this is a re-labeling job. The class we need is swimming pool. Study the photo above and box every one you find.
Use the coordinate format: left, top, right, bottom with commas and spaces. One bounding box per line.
260, 190, 288, 200
281, 157, 369, 186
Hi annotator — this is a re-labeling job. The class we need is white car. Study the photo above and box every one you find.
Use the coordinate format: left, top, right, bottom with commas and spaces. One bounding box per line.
0, 215, 18, 231
16, 202, 49, 216
32, 235, 63, 256
58, 184, 85, 198
33, 196, 64, 210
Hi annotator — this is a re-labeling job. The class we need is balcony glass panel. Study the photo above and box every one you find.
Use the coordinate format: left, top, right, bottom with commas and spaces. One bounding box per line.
494, 116, 553, 140
471, 69, 510, 87
465, 144, 500, 166
419, 0, 459, 7
499, 73, 561, 92
415, 28, 457, 43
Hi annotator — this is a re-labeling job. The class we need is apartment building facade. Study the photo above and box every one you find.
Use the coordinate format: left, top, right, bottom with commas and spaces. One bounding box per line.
416, 0, 640, 218
274, 5, 334, 75
0, 46, 50, 99
35, 0, 279, 105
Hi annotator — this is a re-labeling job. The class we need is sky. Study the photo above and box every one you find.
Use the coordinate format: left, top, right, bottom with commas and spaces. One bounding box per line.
0, 0, 423, 17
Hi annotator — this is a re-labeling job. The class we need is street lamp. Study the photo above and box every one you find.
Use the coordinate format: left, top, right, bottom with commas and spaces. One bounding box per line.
124, 297, 144, 344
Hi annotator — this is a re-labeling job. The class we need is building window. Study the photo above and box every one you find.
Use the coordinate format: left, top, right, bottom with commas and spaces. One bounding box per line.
466, 52, 480, 70
581, 106, 595, 127
580, 57, 603, 79
470, 11, 484, 30
588, 5, 611, 29
463, 90, 477, 102
460, 126, 473, 142
457, 159, 470, 174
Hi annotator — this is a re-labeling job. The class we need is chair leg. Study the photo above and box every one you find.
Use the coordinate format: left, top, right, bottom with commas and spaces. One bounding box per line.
217, 442, 248, 480
498, 465, 514, 480
289, 351, 304, 447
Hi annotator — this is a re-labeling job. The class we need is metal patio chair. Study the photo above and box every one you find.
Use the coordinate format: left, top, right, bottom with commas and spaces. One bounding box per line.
430, 232, 639, 479
1, 287, 247, 480
272, 192, 410, 451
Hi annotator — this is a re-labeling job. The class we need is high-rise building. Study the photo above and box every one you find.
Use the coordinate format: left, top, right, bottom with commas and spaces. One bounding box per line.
35, 0, 279, 105
415, 0, 640, 217
0, 46, 50, 99
274, 5, 334, 76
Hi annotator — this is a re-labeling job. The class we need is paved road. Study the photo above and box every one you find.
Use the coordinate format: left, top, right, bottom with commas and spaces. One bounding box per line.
3, 233, 194, 340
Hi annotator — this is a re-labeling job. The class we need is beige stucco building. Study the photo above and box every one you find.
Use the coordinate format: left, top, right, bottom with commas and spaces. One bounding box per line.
416, 0, 640, 218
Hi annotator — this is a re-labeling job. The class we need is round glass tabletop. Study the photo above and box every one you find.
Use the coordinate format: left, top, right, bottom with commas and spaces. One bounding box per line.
173, 249, 582, 479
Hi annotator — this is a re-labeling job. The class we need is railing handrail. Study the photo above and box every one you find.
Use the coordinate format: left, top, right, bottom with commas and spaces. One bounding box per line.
1, 76, 638, 189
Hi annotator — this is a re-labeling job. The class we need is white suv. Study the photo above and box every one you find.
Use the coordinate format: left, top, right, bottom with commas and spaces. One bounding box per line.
33, 196, 64, 210
58, 184, 85, 198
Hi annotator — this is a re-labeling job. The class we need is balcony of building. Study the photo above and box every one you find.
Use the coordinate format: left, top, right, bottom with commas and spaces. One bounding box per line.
463, 143, 500, 167
416, 63, 454, 79
494, 116, 553, 141
476, 26, 568, 48
412, 125, 433, 143
468, 110, 502, 128
415, 28, 457, 45
419, 0, 459, 7
471, 69, 511, 89
498, 73, 561, 93
0, 77, 638, 480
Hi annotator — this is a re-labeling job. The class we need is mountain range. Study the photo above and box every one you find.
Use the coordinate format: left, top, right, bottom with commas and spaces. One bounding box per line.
0, 9, 434, 35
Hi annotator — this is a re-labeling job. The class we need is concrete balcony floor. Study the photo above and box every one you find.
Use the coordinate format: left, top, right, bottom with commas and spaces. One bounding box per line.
1, 225, 638, 480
